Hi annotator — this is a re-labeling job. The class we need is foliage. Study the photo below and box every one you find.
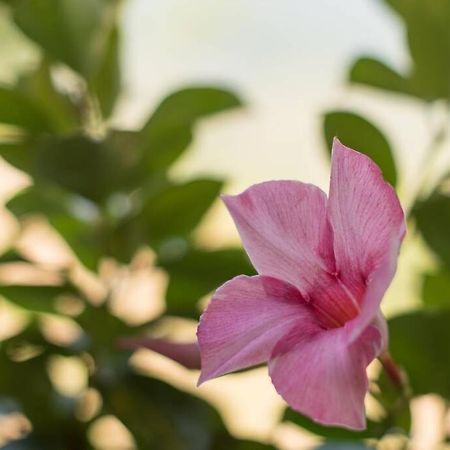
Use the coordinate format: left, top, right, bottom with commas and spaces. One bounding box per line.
0, 0, 448, 448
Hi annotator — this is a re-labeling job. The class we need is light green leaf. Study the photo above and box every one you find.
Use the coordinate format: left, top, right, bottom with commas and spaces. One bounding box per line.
90, 25, 121, 118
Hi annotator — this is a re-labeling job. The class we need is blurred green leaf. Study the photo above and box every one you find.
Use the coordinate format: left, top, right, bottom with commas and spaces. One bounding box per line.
90, 25, 121, 118
413, 192, 450, 267
12, 0, 104, 76
372, 370, 411, 434
385, 0, 450, 100
349, 0, 450, 101
388, 310, 450, 398
139, 87, 241, 172
0, 86, 53, 132
141, 179, 223, 242
17, 60, 79, 134
323, 111, 397, 186
283, 408, 385, 440
101, 373, 224, 450
7, 187, 104, 270
32, 134, 131, 203
316, 444, 372, 450
159, 247, 254, 318
349, 57, 411, 96
422, 270, 450, 308
0, 326, 88, 447
0, 141, 33, 173
0, 284, 74, 313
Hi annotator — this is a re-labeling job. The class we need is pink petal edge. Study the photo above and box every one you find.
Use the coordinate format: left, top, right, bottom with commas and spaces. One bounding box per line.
222, 180, 334, 295
269, 321, 384, 430
197, 274, 320, 385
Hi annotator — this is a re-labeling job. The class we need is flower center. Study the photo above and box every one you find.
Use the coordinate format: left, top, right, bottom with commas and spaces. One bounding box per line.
308, 272, 363, 329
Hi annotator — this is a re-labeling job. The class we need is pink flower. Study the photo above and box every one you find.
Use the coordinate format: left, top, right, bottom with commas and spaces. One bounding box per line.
197, 139, 406, 430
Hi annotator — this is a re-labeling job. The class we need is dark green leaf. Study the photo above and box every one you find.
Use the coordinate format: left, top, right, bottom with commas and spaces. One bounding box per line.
32, 134, 130, 203
13, 0, 104, 76
141, 179, 223, 242
388, 310, 450, 398
90, 25, 121, 118
349, 57, 411, 96
349, 0, 450, 101
0, 284, 75, 313
385, 0, 450, 101
0, 326, 88, 446
316, 443, 372, 450
18, 59, 79, 133
139, 87, 241, 171
0, 141, 33, 173
413, 192, 450, 267
0, 86, 53, 132
159, 247, 254, 318
323, 111, 397, 186
100, 373, 224, 450
422, 270, 450, 308
283, 408, 385, 440
7, 187, 104, 270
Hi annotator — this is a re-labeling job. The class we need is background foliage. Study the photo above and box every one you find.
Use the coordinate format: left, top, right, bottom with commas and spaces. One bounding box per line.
0, 0, 448, 449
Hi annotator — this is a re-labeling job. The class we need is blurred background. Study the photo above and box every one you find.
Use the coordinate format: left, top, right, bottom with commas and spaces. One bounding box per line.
0, 0, 448, 449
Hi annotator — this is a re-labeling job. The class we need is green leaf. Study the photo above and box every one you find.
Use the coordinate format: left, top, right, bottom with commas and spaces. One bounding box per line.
13, 0, 104, 76
32, 134, 130, 203
0, 141, 33, 172
0, 284, 75, 313
413, 192, 450, 267
141, 179, 223, 242
90, 25, 121, 118
349, 0, 450, 101
385, 0, 450, 101
0, 86, 53, 132
349, 57, 411, 96
316, 444, 372, 450
100, 373, 225, 450
159, 247, 254, 318
388, 310, 450, 398
422, 270, 450, 308
139, 87, 241, 171
323, 111, 397, 186
7, 187, 104, 270
283, 408, 385, 440
18, 59, 79, 133
0, 326, 88, 446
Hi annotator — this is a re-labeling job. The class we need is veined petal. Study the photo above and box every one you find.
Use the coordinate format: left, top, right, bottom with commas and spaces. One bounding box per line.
269, 323, 383, 430
223, 181, 334, 293
346, 242, 400, 342
328, 140, 405, 323
197, 275, 320, 385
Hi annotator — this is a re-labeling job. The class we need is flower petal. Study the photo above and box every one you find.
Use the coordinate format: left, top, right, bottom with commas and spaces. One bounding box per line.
346, 244, 400, 341
269, 323, 383, 430
223, 181, 334, 293
197, 275, 320, 384
328, 139, 405, 322
118, 337, 201, 370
